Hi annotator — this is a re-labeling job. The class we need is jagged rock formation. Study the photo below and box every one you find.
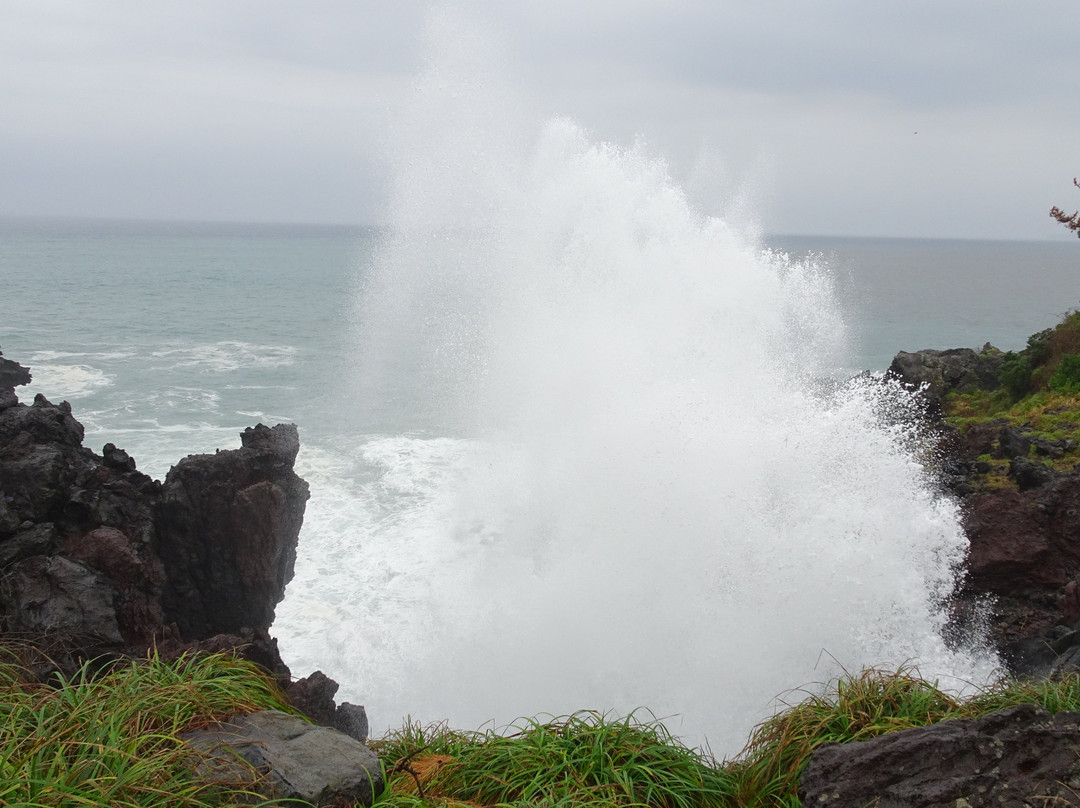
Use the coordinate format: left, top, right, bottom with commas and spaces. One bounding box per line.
156, 424, 307, 640
0, 346, 307, 678
1, 347, 383, 806
800, 703, 1080, 807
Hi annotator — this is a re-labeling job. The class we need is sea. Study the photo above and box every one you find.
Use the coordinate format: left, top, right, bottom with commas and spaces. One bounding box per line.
1, 209, 1077, 753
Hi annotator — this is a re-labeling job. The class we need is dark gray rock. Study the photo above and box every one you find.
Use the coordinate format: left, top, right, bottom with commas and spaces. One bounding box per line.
888, 347, 1004, 410
0, 346, 31, 394
0, 393, 85, 448
287, 670, 340, 726
1035, 437, 1067, 458
335, 703, 370, 745
102, 442, 137, 473
0, 442, 78, 524
0, 521, 59, 567
1010, 456, 1056, 491
0, 351, 309, 677
0, 350, 367, 731
0, 387, 18, 412
286, 670, 370, 743
1, 555, 123, 645
998, 425, 1033, 460
800, 703, 1080, 807
182, 709, 384, 807
155, 423, 309, 640
0, 494, 18, 537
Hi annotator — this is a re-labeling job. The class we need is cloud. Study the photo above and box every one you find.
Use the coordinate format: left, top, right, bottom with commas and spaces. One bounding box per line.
0, 1, 1077, 237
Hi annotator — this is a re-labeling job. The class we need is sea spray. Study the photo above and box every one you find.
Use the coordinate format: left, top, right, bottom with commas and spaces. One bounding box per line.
275, 10, 997, 752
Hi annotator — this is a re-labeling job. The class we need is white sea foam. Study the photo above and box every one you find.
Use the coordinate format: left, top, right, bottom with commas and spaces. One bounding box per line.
275, 10, 998, 753
21, 363, 113, 400
151, 342, 296, 372
29, 349, 136, 362
236, 410, 298, 424
145, 387, 222, 412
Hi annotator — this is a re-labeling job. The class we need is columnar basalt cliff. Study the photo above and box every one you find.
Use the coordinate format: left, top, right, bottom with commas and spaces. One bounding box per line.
0, 345, 308, 678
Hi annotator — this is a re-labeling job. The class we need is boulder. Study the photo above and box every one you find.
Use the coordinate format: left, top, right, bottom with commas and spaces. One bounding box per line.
1009, 456, 1056, 491
887, 346, 1004, 411
800, 703, 1080, 807
182, 710, 384, 807
997, 425, 1033, 460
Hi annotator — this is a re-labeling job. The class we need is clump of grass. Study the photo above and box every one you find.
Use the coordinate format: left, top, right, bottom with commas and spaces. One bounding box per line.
371, 670, 1080, 808
0, 647, 302, 808
375, 710, 737, 808
729, 668, 962, 807
962, 674, 1080, 717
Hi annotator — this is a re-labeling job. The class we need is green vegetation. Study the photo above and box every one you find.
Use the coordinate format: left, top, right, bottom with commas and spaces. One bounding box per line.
373, 710, 737, 808
1050, 353, 1080, 393
10, 645, 1080, 808
0, 645, 303, 808
369, 668, 1080, 808
943, 311, 1080, 486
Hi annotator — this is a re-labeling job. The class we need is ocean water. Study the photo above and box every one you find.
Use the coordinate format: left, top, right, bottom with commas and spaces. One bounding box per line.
2, 209, 1077, 752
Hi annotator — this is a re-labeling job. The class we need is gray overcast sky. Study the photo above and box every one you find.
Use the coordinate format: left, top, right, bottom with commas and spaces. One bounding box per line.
1, 1, 1077, 239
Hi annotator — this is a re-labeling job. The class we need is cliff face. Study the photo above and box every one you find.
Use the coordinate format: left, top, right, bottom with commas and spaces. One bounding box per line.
887, 331, 1080, 676
0, 346, 309, 676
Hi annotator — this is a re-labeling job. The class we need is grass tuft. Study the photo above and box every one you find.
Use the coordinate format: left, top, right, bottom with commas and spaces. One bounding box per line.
373, 669, 1080, 808
375, 710, 737, 808
730, 668, 962, 807
0, 647, 303, 808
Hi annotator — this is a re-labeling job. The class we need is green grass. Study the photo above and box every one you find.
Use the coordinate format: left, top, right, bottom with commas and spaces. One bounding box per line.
729, 668, 963, 807
0, 645, 307, 808
10, 647, 1080, 808
945, 389, 1080, 482
373, 710, 737, 808
371, 669, 1080, 808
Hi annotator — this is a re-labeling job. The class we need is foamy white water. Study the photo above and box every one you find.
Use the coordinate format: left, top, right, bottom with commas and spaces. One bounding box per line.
273, 11, 998, 754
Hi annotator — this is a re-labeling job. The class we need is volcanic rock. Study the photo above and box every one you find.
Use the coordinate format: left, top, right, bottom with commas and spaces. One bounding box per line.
0, 352, 308, 676
799, 703, 1080, 807
0, 346, 32, 396
155, 422, 309, 640
887, 346, 1003, 411
287, 670, 371, 743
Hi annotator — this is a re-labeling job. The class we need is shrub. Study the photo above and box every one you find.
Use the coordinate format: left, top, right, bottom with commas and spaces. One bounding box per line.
1026, 327, 1055, 367
998, 352, 1032, 400
1049, 353, 1080, 393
